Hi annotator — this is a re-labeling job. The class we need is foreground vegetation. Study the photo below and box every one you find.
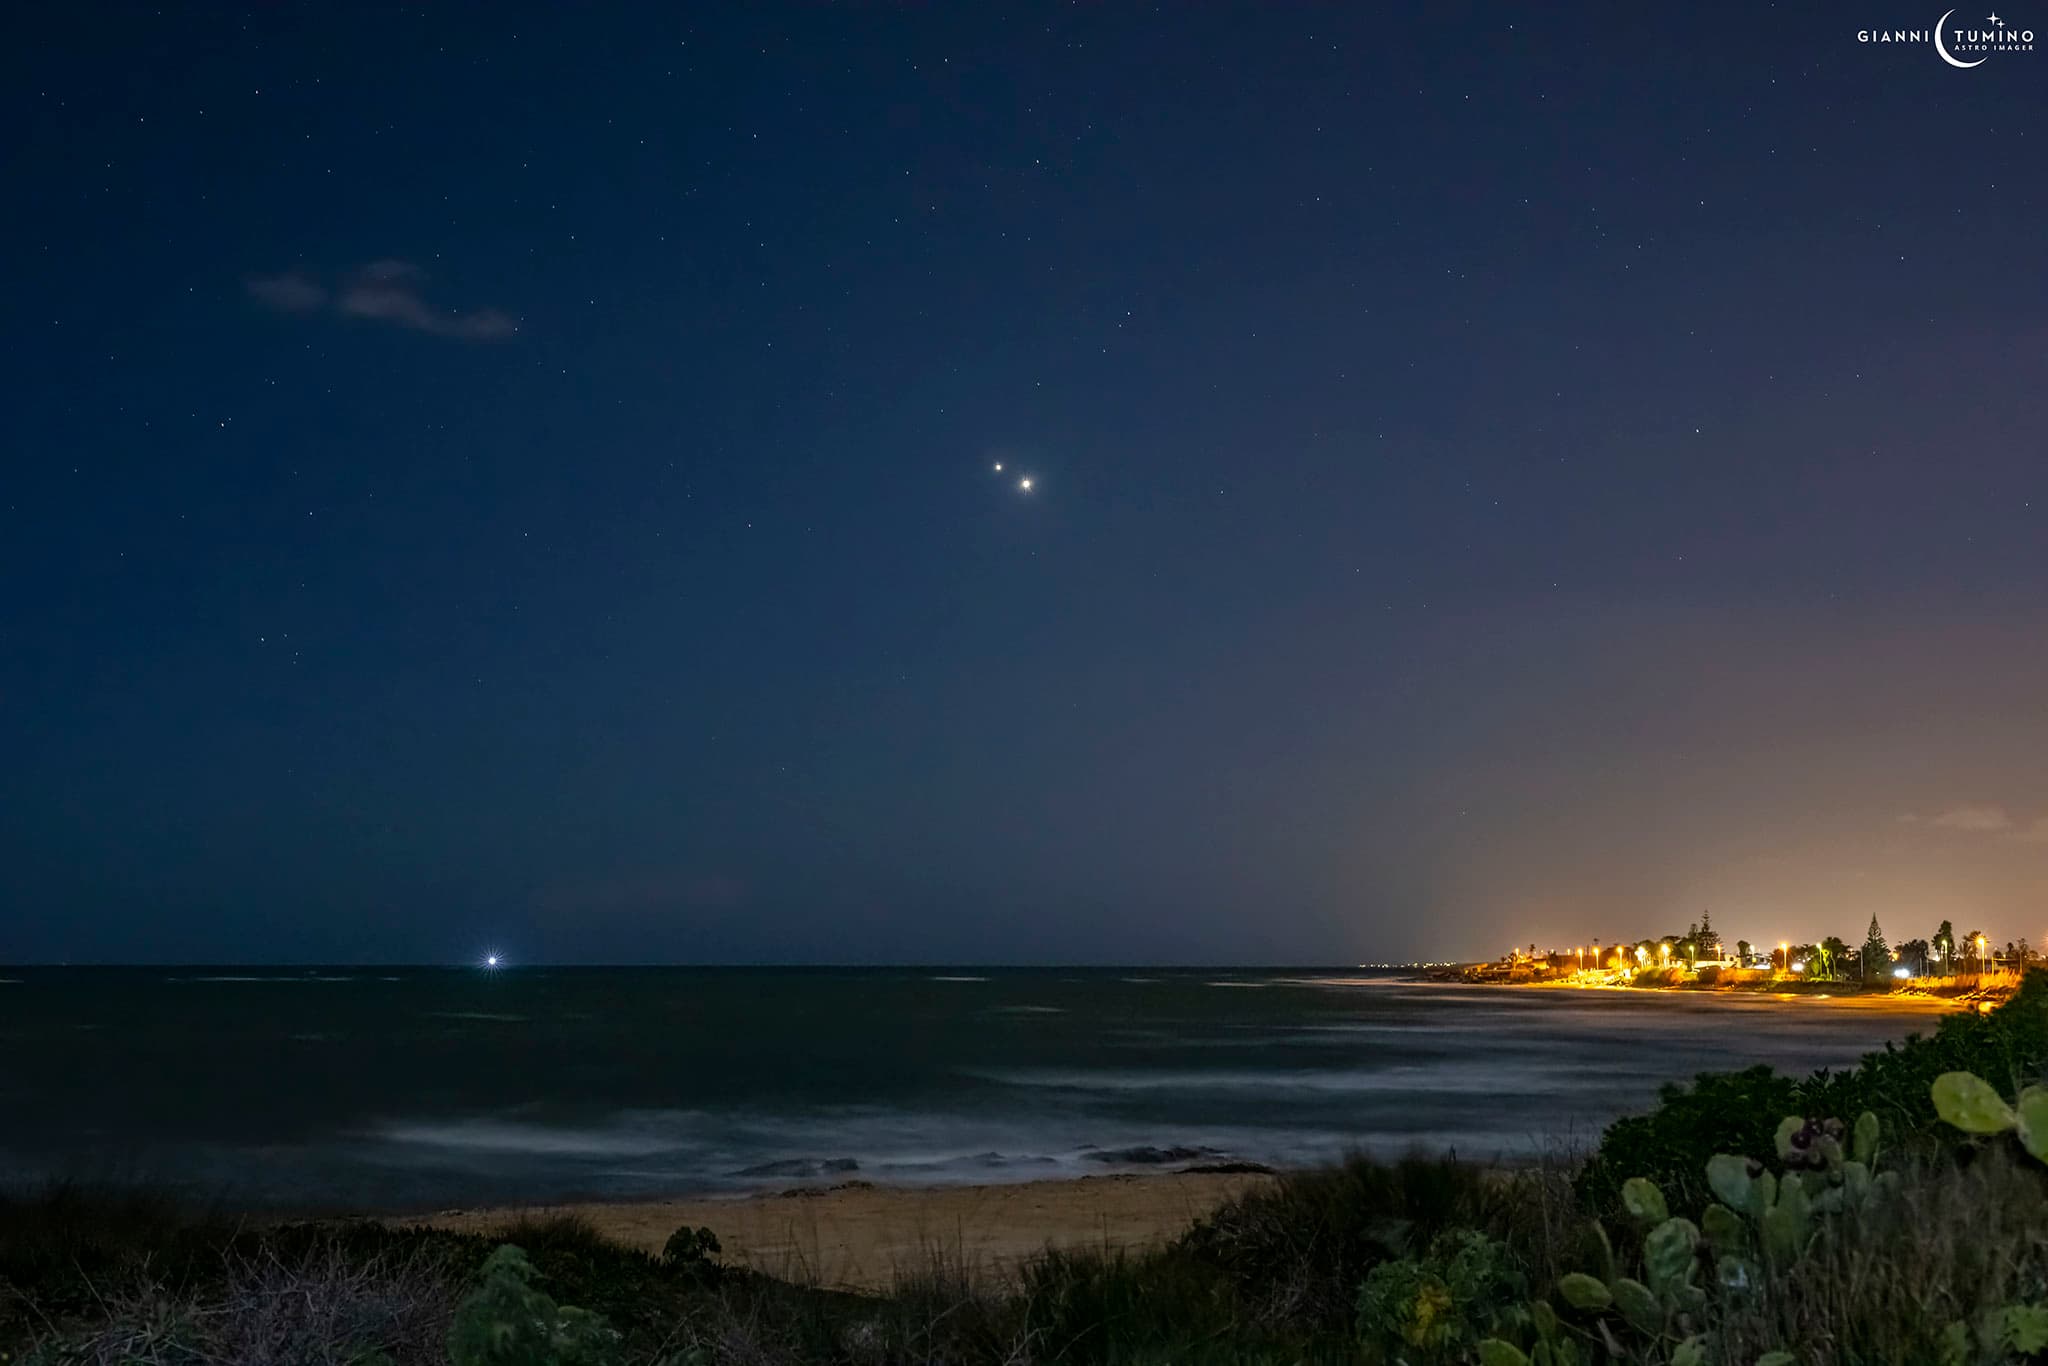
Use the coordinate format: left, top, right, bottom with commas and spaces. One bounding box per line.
8, 974, 2048, 1365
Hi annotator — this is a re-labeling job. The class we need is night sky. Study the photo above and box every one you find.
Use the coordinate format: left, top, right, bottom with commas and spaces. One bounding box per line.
7, 5, 2045, 965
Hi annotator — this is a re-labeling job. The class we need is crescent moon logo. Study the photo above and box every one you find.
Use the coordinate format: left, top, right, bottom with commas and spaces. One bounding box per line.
1934, 9, 1988, 67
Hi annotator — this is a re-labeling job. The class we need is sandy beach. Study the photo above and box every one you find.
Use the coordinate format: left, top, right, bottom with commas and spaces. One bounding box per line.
408, 1170, 1275, 1292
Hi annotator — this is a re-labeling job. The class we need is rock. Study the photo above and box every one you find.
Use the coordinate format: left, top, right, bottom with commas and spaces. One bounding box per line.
1177, 1161, 1275, 1175
776, 1179, 875, 1198
732, 1157, 861, 1178
1082, 1144, 1216, 1165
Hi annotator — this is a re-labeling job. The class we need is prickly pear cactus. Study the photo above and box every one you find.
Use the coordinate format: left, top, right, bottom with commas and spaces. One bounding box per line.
1620, 1176, 1669, 1225
2018, 1087, 2048, 1162
1932, 1071, 2016, 1134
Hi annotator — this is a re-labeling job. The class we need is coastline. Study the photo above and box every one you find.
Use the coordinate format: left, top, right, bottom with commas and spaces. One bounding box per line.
399, 1169, 1274, 1293
1507, 978, 1971, 1009
1429, 966, 2009, 1011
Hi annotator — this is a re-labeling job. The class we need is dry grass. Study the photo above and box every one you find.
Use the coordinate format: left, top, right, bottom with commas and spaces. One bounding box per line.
7, 1238, 457, 1366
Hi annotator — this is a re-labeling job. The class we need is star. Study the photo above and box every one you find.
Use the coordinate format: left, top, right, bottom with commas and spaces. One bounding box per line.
993, 462, 1003, 472
1988, 11, 2002, 23
1019, 477, 1033, 492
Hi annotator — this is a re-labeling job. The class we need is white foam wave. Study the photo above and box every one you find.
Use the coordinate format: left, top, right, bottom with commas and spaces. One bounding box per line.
376, 1119, 680, 1157
969, 1062, 1587, 1096
168, 975, 360, 983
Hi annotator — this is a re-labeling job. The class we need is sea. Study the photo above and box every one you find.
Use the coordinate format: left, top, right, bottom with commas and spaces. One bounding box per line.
0, 967, 1946, 1210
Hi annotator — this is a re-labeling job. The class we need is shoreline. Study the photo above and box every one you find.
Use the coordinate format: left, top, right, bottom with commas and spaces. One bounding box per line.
1507, 978, 1970, 1008
1429, 968, 2006, 1011
397, 1169, 1275, 1293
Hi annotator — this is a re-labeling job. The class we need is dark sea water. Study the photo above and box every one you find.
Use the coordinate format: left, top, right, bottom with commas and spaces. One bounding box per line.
0, 968, 1946, 1209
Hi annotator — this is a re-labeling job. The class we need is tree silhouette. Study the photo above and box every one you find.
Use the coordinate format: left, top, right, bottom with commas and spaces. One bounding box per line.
1897, 938, 1930, 975
1861, 914, 1891, 980
1695, 911, 1722, 960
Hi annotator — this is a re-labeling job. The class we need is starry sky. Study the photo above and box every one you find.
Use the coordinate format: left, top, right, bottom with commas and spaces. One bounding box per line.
6, 4, 2046, 965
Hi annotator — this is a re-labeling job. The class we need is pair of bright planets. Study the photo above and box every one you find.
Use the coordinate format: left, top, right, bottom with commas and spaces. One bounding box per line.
993, 462, 1034, 493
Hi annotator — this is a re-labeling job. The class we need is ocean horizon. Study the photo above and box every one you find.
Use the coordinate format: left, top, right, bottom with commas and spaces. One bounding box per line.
0, 966, 1945, 1210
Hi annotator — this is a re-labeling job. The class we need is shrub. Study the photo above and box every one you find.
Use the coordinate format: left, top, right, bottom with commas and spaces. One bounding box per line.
1181, 1152, 1504, 1330
447, 1244, 619, 1366
1577, 1066, 1800, 1214
1019, 1245, 1243, 1363
658, 1225, 720, 1280
1480, 1128, 2048, 1366
1355, 1229, 1525, 1363
1580, 969, 2048, 1216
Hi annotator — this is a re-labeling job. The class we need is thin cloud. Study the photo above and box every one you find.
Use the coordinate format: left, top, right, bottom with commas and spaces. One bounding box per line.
2014, 817, 2048, 846
1930, 804, 2014, 832
246, 260, 519, 340
245, 272, 326, 312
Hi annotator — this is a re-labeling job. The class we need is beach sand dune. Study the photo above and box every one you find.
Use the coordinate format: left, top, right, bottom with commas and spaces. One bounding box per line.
410, 1171, 1274, 1292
